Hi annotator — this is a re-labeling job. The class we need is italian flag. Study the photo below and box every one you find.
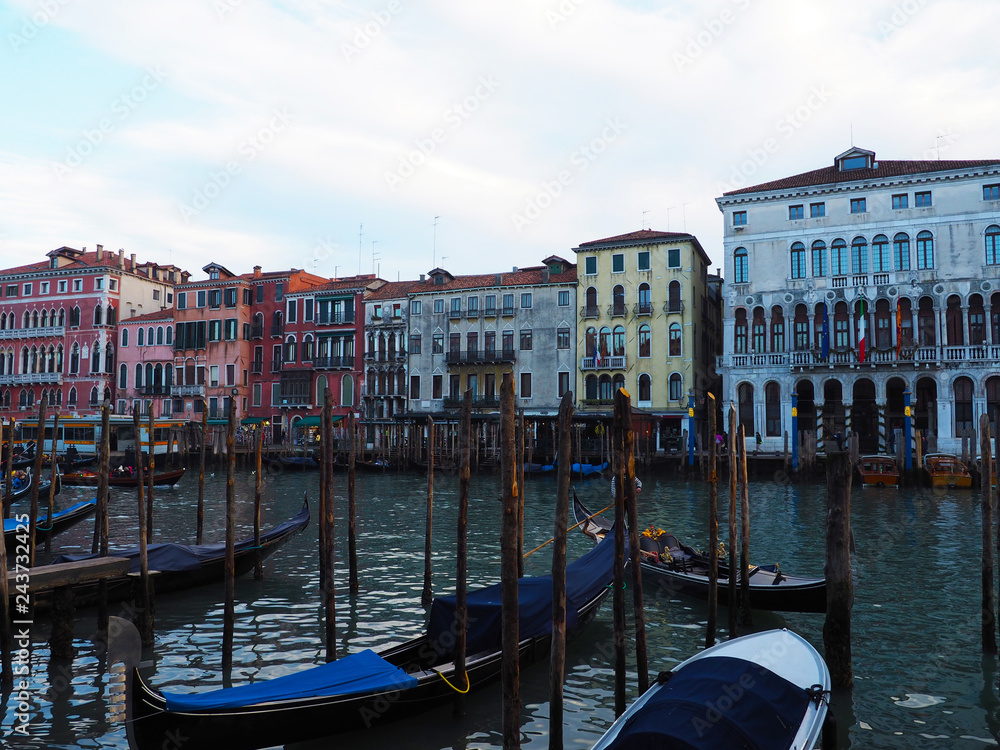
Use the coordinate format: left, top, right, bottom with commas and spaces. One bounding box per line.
857, 297, 867, 362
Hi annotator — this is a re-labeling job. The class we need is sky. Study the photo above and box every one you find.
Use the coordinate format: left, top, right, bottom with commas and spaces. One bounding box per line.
1, 0, 998, 283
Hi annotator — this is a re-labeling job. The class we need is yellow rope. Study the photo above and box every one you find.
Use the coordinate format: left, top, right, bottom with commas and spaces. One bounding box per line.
435, 669, 470, 694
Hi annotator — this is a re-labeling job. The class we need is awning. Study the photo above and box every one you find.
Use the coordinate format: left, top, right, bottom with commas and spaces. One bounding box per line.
240, 417, 265, 425
207, 418, 229, 426
294, 415, 344, 428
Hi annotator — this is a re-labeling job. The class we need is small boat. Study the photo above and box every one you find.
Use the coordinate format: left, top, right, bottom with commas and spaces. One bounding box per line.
61, 467, 186, 488
4, 498, 97, 548
524, 461, 555, 475
268, 455, 319, 470
46, 498, 309, 608
857, 455, 899, 487
573, 495, 826, 613
590, 628, 831, 750
572, 460, 608, 478
2, 471, 61, 508
108, 534, 616, 750
923, 453, 972, 488
43, 455, 96, 472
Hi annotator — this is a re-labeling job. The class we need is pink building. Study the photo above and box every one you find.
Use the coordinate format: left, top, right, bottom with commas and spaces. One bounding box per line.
116, 310, 175, 417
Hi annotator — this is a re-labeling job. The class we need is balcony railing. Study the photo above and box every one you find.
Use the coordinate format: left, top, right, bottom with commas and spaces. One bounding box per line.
0, 372, 63, 385
448, 309, 462, 319
581, 306, 600, 320
483, 308, 498, 318
251, 361, 263, 374
664, 301, 684, 314
633, 303, 653, 317
172, 384, 205, 397
251, 325, 263, 339
271, 323, 284, 337
610, 304, 627, 318
272, 394, 311, 406
726, 344, 1000, 369
501, 307, 515, 317
271, 361, 283, 372
314, 356, 355, 369
580, 355, 626, 371
0, 325, 65, 340
318, 312, 356, 325
363, 352, 404, 363
445, 350, 516, 365
873, 273, 890, 285
466, 308, 479, 319
141, 385, 170, 396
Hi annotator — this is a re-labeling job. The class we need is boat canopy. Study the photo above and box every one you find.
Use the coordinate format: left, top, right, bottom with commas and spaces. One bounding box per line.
604, 656, 812, 750
162, 648, 418, 711
428, 533, 615, 655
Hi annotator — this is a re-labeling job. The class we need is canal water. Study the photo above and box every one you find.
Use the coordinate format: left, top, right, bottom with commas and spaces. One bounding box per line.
5, 462, 1000, 749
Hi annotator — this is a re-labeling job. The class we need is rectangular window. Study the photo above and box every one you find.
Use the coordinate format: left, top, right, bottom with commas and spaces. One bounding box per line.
410, 300, 421, 315
467, 296, 478, 314
485, 330, 496, 354
40, 282, 49, 294
432, 375, 443, 399
225, 288, 237, 307
176, 292, 187, 310
58, 280, 67, 293
637, 250, 650, 271
208, 289, 221, 308
611, 254, 624, 273
892, 193, 908, 209
733, 210, 747, 226
73, 279, 82, 292
210, 365, 220, 388
519, 372, 532, 398
110, 279, 118, 291
585, 256, 597, 275
449, 374, 460, 399
558, 371, 570, 397
94, 278, 102, 291
275, 283, 283, 301
502, 294, 514, 315
449, 332, 460, 354
557, 327, 570, 349
985, 184, 1000, 201
519, 329, 532, 350
789, 205, 804, 220
484, 373, 496, 398
433, 299, 444, 314
485, 294, 496, 314
467, 331, 478, 354
810, 202, 825, 218
287, 300, 297, 323
226, 364, 235, 386
209, 320, 222, 341
450, 298, 461, 316
850, 197, 866, 214
4, 285, 15, 297
520, 293, 532, 308
243, 288, 253, 305
166, 293, 173, 304
256, 285, 264, 303
152, 289, 161, 300
197, 290, 207, 308
668, 248, 681, 268
432, 333, 444, 354
915, 190, 932, 207
558, 290, 570, 306
224, 319, 237, 340
409, 334, 421, 354
410, 375, 420, 399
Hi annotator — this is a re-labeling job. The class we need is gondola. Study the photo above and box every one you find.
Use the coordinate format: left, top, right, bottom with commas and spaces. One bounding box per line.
108, 533, 616, 750
524, 461, 555, 475
573, 494, 826, 613
2, 471, 61, 508
46, 498, 309, 608
267, 455, 319, 470
590, 628, 831, 750
61, 466, 186, 488
3, 498, 97, 548
42, 455, 96, 472
572, 460, 608, 478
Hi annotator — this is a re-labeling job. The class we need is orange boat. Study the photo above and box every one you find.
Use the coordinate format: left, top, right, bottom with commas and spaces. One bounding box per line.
923, 453, 972, 488
858, 455, 899, 487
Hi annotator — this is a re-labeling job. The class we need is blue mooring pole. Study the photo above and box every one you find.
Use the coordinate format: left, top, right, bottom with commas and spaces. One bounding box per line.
791, 390, 799, 472
687, 390, 695, 467
903, 389, 912, 471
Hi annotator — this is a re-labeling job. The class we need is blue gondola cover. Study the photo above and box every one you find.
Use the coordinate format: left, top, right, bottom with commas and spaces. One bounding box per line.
428, 534, 615, 655
162, 648, 419, 711
604, 656, 811, 750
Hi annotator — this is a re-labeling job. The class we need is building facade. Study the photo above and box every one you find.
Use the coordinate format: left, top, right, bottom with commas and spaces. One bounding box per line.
117, 310, 175, 417
405, 258, 578, 418
572, 230, 719, 446
716, 147, 1000, 455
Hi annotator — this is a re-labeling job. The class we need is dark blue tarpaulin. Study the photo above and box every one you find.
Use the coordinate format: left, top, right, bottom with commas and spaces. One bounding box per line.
604, 656, 811, 750
3, 499, 95, 533
162, 648, 418, 711
428, 534, 616, 656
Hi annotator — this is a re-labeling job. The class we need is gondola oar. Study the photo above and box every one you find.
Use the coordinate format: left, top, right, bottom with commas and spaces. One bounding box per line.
522, 501, 614, 559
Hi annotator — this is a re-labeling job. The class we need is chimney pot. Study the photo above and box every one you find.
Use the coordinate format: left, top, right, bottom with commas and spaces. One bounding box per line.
495, 273, 502, 285
419, 274, 425, 282
512, 266, 517, 272
542, 269, 549, 283
130, 253, 136, 271
118, 249, 124, 268
96, 244, 104, 261
253, 265, 262, 278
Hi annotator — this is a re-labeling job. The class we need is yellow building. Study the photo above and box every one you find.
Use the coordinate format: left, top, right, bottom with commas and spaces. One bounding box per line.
573, 230, 720, 447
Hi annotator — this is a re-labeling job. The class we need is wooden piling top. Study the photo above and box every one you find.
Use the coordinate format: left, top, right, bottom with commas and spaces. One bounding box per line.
8, 556, 131, 593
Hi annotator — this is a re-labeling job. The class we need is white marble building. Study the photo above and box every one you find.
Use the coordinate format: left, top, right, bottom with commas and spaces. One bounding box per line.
715, 147, 1000, 455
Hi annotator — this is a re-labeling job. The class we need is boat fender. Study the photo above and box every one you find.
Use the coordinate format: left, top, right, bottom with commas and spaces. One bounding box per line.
772, 563, 784, 585
655, 670, 674, 685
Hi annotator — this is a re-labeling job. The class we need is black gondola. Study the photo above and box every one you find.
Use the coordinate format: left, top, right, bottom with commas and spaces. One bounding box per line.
108, 534, 616, 750
3, 498, 97, 548
2, 470, 61, 508
45, 498, 310, 608
267, 455, 319, 470
573, 494, 826, 613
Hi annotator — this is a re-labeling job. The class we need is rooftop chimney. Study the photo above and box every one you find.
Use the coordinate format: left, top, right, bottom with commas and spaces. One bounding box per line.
512, 266, 518, 272
96, 244, 104, 261
541, 268, 549, 283
130, 253, 136, 271
419, 274, 425, 282
118, 249, 124, 268
495, 273, 502, 285
253, 265, 262, 278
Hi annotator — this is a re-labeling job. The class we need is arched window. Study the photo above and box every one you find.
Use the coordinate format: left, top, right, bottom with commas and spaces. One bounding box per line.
135, 363, 143, 388
612, 285, 626, 316
154, 363, 163, 388
68, 387, 77, 407
341, 374, 354, 406
875, 298, 892, 349
946, 295, 963, 346
119, 363, 128, 389
752, 307, 766, 352
811, 240, 827, 277
89, 387, 99, 406
70, 343, 79, 374
638, 374, 651, 402
105, 342, 114, 373
145, 363, 154, 389
954, 376, 974, 434
165, 326, 173, 345
2, 390, 9, 408
121, 328, 129, 347
0, 313, 6, 329
303, 334, 314, 361
637, 283, 651, 314
916, 231, 934, 270
667, 281, 682, 312
93, 306, 103, 326
285, 336, 297, 363
165, 364, 173, 386
40, 309, 48, 328
969, 294, 986, 346
585, 287, 598, 316
738, 382, 755, 434
585, 327, 597, 358
316, 375, 327, 404
669, 373, 683, 401
107, 306, 116, 325
599, 375, 613, 401
872, 235, 890, 272
22, 311, 29, 328
147, 327, 154, 345
987, 225, 1000, 265
156, 326, 164, 345
770, 306, 785, 353
69, 306, 80, 327
611, 374, 625, 394
668, 322, 682, 357
91, 343, 100, 373
790, 242, 806, 279
58, 308, 65, 327
851, 237, 868, 274
56, 345, 63, 372
831, 239, 848, 276
734, 308, 748, 353
765, 382, 781, 436
893, 233, 910, 271
638, 324, 651, 358
612, 325, 625, 356
585, 375, 598, 400
598, 327, 611, 359
733, 247, 749, 283
918, 296, 936, 346
137, 327, 145, 346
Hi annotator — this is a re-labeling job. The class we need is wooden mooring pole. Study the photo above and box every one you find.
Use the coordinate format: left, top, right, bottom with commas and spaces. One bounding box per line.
95, 398, 111, 635
549, 391, 573, 749
318, 401, 329, 592
348, 411, 358, 595
454, 390, 472, 718
499, 372, 520, 749
728, 406, 738, 638
706, 393, 719, 648
147, 410, 155, 542
618, 388, 648, 693
738, 424, 752, 628
221, 393, 237, 682
197, 402, 207, 544
517, 410, 525, 578
824, 448, 854, 688
133, 409, 153, 645
3, 420, 14, 517
28, 395, 47, 568
981, 413, 996, 652
422, 416, 434, 608
0, 424, 11, 688
254, 426, 263, 580
323, 391, 337, 661
612, 389, 627, 717
44, 412, 60, 554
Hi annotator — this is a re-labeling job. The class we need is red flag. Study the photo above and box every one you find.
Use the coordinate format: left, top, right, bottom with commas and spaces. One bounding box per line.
896, 298, 903, 359
858, 298, 867, 362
